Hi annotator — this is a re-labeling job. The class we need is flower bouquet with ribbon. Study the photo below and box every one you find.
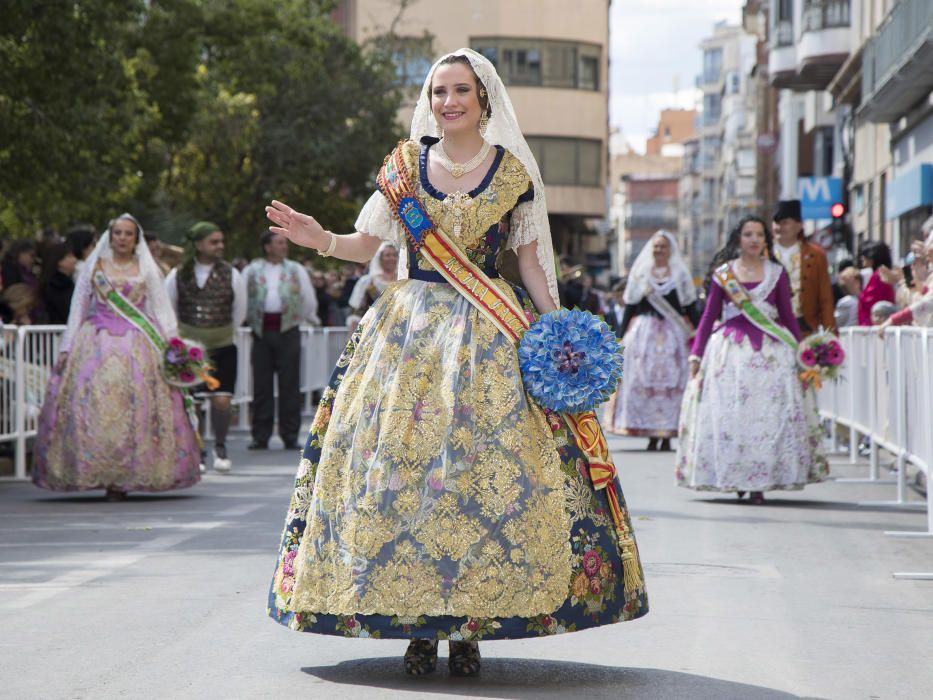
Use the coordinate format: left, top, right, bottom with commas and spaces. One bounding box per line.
518, 308, 624, 413
797, 331, 845, 390
162, 336, 218, 390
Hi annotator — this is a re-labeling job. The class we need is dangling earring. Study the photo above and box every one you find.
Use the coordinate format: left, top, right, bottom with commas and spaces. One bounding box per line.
480, 112, 489, 136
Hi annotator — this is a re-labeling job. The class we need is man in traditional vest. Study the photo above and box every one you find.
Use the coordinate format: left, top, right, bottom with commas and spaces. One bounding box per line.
243, 231, 319, 451
165, 222, 246, 472
772, 199, 836, 336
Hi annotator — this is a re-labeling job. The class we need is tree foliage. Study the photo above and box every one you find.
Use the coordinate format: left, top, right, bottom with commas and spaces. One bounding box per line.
0, 0, 404, 256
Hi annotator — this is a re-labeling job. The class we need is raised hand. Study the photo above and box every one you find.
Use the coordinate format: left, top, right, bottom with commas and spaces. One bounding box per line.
265, 200, 327, 250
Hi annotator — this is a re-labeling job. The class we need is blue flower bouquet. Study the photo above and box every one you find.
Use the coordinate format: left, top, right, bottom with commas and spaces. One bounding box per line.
518, 308, 623, 413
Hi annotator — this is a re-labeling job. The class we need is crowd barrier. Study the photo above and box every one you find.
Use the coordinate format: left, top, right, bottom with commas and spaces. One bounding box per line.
817, 327, 933, 579
0, 324, 351, 481
3, 323, 931, 576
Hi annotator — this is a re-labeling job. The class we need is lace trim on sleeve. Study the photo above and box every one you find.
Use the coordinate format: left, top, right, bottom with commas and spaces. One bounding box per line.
355, 191, 402, 246
507, 200, 537, 250
506, 199, 559, 307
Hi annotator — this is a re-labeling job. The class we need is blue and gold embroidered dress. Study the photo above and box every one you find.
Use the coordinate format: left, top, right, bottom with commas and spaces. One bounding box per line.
267, 138, 648, 640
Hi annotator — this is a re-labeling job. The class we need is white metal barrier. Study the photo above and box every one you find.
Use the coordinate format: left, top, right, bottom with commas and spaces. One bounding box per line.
0, 324, 351, 480
817, 327, 933, 579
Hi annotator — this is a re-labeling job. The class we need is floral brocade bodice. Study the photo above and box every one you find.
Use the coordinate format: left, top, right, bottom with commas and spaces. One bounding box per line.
398, 138, 534, 274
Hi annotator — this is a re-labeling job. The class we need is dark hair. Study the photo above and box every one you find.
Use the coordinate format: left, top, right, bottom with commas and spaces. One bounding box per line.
2, 239, 36, 266
39, 242, 74, 289
260, 230, 280, 251
144, 230, 159, 243
66, 228, 96, 260
704, 216, 774, 294
431, 55, 492, 118
858, 240, 892, 270
836, 257, 854, 272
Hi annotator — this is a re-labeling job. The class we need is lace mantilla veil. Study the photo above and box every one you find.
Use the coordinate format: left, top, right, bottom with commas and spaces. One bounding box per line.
623, 230, 696, 307
409, 48, 560, 308
60, 213, 178, 353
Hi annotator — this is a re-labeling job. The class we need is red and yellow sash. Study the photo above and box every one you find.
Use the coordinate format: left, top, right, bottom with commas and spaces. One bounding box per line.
377, 142, 642, 592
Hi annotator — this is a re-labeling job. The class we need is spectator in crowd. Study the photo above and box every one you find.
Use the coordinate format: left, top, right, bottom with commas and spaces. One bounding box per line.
2, 239, 39, 295
834, 265, 862, 328
558, 257, 583, 308
66, 227, 97, 281
348, 242, 398, 315
604, 277, 627, 337
0, 237, 7, 289
165, 221, 247, 473
231, 256, 249, 272
0, 283, 36, 325
243, 230, 319, 451
578, 273, 603, 315
39, 242, 77, 324
857, 240, 895, 326
319, 269, 347, 326
339, 262, 362, 309
2, 239, 43, 321
144, 230, 171, 276
879, 230, 933, 331
870, 300, 896, 326
772, 199, 836, 335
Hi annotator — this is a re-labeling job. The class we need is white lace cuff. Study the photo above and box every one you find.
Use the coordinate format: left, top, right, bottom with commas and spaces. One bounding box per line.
506, 200, 537, 251
355, 191, 402, 246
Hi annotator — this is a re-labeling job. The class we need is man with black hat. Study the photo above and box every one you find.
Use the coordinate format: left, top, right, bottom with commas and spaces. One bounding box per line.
772, 199, 835, 336
165, 222, 247, 473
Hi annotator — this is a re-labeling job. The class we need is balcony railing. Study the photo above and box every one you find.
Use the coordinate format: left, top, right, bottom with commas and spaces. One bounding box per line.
861, 0, 933, 119
774, 19, 794, 47
802, 0, 850, 32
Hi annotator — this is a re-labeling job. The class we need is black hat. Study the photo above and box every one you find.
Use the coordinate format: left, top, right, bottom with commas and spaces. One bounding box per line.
773, 199, 802, 222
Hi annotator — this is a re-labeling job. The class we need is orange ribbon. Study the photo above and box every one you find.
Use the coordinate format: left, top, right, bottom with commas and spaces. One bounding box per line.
799, 368, 822, 391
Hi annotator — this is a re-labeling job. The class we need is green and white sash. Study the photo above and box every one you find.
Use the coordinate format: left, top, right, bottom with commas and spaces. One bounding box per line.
713, 262, 797, 352
92, 268, 201, 435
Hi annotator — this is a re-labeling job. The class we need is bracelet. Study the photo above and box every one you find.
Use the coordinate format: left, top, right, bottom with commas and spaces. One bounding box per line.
687, 355, 701, 364
318, 231, 337, 257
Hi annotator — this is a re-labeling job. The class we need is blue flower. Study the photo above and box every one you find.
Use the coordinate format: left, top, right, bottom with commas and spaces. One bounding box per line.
518, 309, 623, 413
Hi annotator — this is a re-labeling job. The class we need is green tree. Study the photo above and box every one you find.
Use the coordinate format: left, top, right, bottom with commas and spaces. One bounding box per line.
0, 1, 153, 234
164, 0, 403, 256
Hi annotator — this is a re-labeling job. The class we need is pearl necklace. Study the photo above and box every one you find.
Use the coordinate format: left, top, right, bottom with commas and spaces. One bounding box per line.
109, 256, 137, 272
434, 139, 492, 178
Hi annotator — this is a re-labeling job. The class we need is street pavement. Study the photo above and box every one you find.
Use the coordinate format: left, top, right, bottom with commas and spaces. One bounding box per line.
1, 432, 932, 699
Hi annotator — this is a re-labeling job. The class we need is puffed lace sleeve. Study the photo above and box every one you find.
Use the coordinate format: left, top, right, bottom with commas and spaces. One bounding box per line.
505, 187, 537, 251
355, 191, 402, 246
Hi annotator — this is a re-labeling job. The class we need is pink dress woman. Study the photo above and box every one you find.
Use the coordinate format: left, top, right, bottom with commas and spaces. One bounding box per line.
33, 215, 200, 495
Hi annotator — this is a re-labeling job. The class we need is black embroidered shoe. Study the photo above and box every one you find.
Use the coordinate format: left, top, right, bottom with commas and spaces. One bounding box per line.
448, 641, 481, 676
403, 639, 438, 676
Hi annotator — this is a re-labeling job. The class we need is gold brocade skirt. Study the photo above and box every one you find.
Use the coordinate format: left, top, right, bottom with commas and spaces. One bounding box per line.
289, 279, 573, 619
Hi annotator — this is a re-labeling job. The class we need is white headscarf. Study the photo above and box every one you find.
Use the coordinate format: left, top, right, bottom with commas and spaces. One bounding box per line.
623, 230, 696, 307
60, 213, 177, 353
348, 242, 398, 310
410, 48, 560, 308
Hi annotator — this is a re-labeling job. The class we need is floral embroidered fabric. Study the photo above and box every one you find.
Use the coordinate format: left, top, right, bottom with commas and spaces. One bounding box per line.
267, 144, 648, 639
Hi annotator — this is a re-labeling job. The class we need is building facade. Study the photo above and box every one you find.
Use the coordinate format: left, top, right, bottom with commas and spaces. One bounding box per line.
336, 0, 612, 269
690, 21, 761, 276
765, 0, 933, 263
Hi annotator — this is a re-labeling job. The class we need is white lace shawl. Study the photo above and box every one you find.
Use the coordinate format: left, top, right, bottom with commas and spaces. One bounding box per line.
356, 48, 558, 308
624, 230, 695, 307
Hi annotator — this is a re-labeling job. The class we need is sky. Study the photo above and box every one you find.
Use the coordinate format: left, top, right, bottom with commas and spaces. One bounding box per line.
609, 0, 746, 154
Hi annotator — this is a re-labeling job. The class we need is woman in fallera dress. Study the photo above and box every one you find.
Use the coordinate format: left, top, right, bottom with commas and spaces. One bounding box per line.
264, 49, 647, 677
675, 216, 827, 504
609, 230, 697, 450
33, 214, 201, 500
